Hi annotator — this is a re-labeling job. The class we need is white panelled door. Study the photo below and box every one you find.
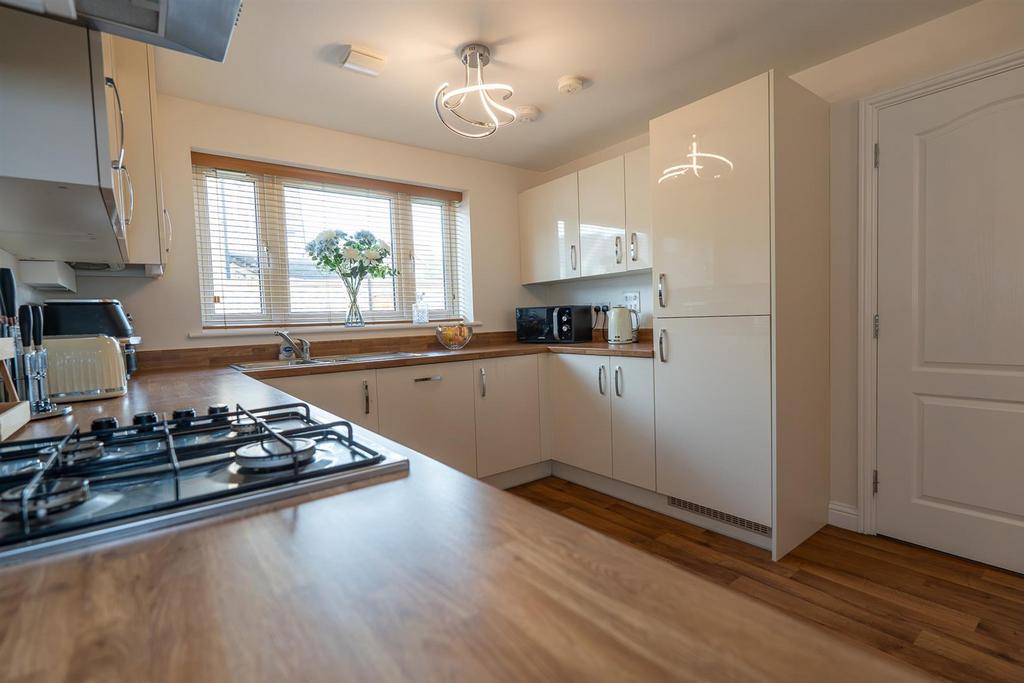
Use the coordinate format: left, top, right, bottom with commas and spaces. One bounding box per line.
876, 64, 1024, 573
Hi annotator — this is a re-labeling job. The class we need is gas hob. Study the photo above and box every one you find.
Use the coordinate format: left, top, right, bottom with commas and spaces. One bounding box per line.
0, 402, 409, 563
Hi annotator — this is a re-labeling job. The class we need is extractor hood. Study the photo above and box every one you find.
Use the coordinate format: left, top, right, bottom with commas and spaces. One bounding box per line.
0, 0, 243, 62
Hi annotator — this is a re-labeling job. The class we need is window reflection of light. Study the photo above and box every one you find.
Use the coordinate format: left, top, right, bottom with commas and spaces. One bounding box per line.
658, 135, 734, 184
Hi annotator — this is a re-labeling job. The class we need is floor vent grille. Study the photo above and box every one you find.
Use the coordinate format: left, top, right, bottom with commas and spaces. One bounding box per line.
667, 496, 772, 536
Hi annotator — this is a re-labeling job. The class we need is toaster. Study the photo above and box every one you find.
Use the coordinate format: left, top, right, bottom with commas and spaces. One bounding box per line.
42, 336, 128, 402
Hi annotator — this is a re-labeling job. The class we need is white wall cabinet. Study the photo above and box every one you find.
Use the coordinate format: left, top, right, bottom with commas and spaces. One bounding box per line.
611, 356, 656, 490
624, 147, 652, 271
263, 371, 379, 432
578, 157, 626, 277
108, 36, 169, 267
651, 71, 829, 559
545, 354, 613, 477
377, 361, 478, 476
519, 148, 651, 285
474, 355, 542, 477
519, 174, 580, 284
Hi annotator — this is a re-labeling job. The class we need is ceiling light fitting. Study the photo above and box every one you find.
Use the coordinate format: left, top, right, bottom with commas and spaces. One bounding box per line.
434, 44, 517, 139
658, 135, 734, 183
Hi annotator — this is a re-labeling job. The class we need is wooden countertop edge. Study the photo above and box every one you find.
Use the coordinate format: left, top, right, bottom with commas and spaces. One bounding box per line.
242, 342, 654, 380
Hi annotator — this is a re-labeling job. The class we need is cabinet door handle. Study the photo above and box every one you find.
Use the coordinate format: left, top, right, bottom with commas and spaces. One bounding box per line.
614, 365, 623, 397
104, 76, 125, 167
163, 208, 173, 247
630, 232, 638, 262
122, 165, 134, 226
362, 379, 370, 414
614, 235, 622, 264
480, 367, 487, 398
658, 329, 667, 363
598, 365, 606, 395
414, 375, 442, 383
570, 244, 578, 271
658, 273, 666, 307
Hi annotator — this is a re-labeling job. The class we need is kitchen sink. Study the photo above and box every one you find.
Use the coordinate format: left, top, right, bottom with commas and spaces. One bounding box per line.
232, 351, 431, 372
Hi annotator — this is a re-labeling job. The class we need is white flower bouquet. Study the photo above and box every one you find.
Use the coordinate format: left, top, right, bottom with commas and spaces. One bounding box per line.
306, 229, 398, 326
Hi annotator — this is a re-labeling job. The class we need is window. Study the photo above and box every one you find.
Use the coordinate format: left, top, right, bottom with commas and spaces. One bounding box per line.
192, 153, 469, 328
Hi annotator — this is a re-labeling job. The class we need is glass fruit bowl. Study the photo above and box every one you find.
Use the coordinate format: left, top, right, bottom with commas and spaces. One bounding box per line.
436, 323, 473, 350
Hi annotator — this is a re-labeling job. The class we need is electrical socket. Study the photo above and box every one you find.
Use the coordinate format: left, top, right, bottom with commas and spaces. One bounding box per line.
622, 291, 641, 314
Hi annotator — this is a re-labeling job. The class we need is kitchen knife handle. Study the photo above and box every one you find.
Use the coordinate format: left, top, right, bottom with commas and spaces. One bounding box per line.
0, 268, 15, 322
18, 305, 31, 349
30, 306, 43, 348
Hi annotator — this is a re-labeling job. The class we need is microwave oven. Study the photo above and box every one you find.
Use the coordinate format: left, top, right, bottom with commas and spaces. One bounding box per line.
515, 306, 593, 343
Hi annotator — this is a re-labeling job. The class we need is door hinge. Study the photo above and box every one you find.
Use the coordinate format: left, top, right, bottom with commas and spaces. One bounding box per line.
872, 469, 879, 495
873, 314, 879, 339
874, 143, 880, 168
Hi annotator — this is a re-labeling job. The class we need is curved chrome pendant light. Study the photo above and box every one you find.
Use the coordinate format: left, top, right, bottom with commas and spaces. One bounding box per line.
434, 44, 517, 139
658, 134, 734, 183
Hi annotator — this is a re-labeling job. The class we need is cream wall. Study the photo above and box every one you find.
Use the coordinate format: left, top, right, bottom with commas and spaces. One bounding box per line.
791, 0, 1024, 508
71, 95, 542, 350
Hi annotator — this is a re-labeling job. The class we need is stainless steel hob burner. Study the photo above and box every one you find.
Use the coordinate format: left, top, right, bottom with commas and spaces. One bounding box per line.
0, 401, 409, 563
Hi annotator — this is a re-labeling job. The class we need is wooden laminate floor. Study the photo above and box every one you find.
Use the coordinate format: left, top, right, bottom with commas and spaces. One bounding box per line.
509, 477, 1024, 683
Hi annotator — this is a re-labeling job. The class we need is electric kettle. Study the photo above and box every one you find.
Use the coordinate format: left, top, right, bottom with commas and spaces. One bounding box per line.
606, 306, 639, 344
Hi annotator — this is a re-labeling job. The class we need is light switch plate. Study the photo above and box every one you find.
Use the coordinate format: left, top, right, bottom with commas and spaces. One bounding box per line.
623, 291, 641, 313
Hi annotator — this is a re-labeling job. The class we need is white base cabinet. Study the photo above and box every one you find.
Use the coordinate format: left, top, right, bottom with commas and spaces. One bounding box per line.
474, 355, 542, 478
263, 371, 379, 432
545, 354, 613, 477
543, 354, 655, 485
611, 357, 656, 491
654, 316, 772, 526
377, 361, 478, 477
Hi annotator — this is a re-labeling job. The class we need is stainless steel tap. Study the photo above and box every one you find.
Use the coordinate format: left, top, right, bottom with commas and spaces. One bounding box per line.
274, 330, 312, 362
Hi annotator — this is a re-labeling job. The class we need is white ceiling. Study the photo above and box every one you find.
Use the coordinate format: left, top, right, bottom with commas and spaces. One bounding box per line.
155, 0, 971, 171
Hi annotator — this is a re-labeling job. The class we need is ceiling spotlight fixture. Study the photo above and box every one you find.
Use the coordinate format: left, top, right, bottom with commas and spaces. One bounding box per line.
658, 135, 734, 183
434, 43, 517, 139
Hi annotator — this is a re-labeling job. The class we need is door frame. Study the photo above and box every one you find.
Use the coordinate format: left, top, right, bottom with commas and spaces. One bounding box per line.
856, 48, 1024, 534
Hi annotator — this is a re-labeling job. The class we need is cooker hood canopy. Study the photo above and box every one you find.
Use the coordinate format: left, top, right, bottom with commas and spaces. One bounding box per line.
3, 0, 243, 62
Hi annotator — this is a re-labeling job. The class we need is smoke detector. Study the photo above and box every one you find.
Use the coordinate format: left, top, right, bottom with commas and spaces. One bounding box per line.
516, 105, 541, 122
339, 45, 386, 77
557, 75, 585, 95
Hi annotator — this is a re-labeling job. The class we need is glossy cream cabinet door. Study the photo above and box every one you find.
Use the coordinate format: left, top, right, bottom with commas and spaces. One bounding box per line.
474, 355, 542, 477
519, 173, 580, 284
650, 72, 771, 317
624, 147, 651, 271
263, 371, 379, 432
654, 316, 772, 526
377, 361, 477, 476
546, 354, 613, 477
611, 357, 655, 490
578, 156, 626, 277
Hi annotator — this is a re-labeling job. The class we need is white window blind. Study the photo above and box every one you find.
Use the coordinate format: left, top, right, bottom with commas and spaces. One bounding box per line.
192, 154, 469, 328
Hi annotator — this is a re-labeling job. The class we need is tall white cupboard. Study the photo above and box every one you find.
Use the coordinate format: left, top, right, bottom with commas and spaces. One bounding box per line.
651, 72, 829, 559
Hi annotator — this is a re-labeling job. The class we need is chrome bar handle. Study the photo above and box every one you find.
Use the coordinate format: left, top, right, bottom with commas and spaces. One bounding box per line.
614, 235, 622, 264
480, 367, 487, 398
658, 329, 667, 363
630, 232, 638, 262
570, 244, 577, 271
163, 208, 173, 246
104, 76, 125, 167
614, 365, 623, 397
658, 273, 666, 308
598, 365, 606, 395
362, 380, 370, 415
123, 165, 134, 226
414, 376, 442, 383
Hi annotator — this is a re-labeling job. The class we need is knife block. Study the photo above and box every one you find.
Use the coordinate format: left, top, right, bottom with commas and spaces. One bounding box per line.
0, 337, 31, 440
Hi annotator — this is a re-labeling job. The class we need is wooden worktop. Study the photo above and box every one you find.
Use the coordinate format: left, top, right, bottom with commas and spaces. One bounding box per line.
0, 369, 922, 682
